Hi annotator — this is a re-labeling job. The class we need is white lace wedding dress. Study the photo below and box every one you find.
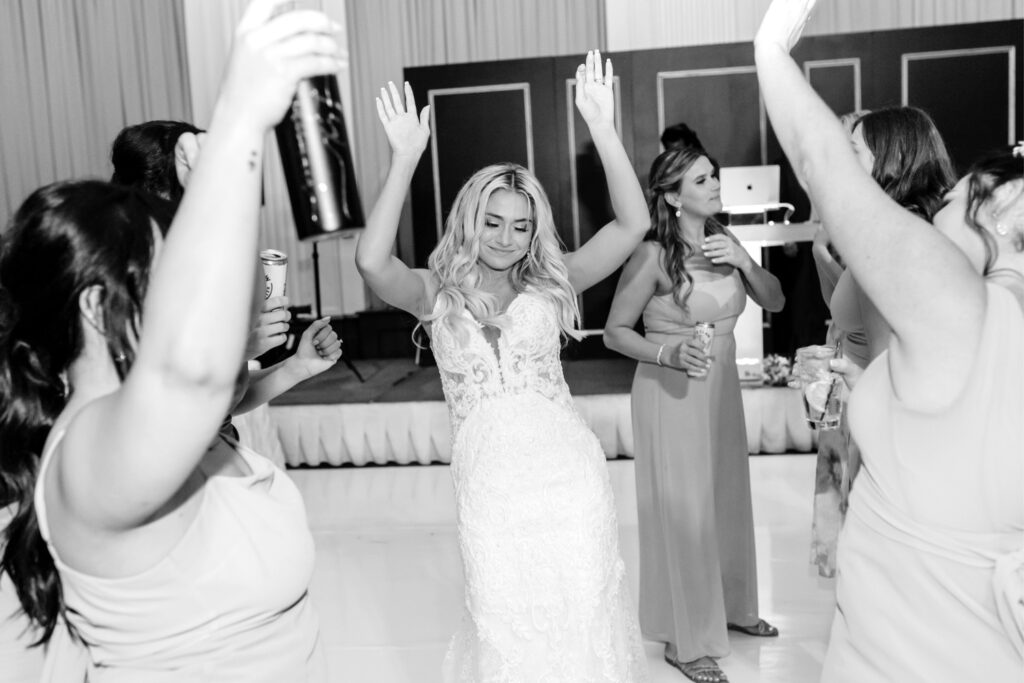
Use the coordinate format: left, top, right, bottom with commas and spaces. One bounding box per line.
433, 292, 648, 683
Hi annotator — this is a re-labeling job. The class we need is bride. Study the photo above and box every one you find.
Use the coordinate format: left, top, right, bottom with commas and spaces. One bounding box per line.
356, 51, 650, 681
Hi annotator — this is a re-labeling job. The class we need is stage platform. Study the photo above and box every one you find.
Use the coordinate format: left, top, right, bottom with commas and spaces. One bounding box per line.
262, 358, 815, 467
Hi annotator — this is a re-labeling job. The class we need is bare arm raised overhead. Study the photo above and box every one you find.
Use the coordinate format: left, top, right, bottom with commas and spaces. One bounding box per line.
564, 50, 650, 294
355, 81, 435, 317
56, 0, 345, 531
753, 0, 983, 408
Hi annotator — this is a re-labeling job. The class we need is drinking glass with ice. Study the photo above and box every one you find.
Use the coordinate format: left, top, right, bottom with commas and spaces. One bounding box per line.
792, 344, 844, 430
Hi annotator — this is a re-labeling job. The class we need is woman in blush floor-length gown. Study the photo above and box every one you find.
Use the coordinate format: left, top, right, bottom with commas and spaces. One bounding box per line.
630, 266, 757, 657
356, 50, 650, 682
605, 146, 785, 683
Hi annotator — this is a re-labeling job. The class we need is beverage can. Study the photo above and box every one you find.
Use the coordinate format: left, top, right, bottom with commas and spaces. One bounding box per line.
693, 321, 715, 356
260, 249, 288, 300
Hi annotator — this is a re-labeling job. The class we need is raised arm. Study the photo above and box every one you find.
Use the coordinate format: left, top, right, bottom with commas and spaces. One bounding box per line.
564, 51, 650, 294
58, 0, 344, 529
355, 81, 435, 317
754, 0, 983, 407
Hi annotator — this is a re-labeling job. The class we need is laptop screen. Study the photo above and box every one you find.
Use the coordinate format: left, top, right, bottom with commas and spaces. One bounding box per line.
718, 165, 780, 210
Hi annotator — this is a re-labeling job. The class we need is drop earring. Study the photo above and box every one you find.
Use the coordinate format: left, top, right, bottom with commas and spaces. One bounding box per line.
994, 207, 1009, 236
675, 209, 681, 218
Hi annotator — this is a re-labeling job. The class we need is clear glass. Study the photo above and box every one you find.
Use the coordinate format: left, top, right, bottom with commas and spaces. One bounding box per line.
793, 345, 843, 430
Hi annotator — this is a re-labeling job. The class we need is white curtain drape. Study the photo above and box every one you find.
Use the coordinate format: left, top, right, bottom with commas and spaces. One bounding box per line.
346, 0, 606, 271
0, 0, 191, 225
181, 0, 357, 314
605, 0, 1024, 51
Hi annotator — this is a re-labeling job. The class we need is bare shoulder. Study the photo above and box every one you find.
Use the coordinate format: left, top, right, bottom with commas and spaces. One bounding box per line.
631, 240, 670, 279
630, 240, 664, 267
609, 240, 669, 295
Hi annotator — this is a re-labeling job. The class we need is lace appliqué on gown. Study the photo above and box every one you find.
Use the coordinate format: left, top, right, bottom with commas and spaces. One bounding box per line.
432, 293, 648, 683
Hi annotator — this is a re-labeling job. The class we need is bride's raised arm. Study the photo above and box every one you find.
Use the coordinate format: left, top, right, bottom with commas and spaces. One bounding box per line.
355, 81, 435, 317
564, 50, 650, 294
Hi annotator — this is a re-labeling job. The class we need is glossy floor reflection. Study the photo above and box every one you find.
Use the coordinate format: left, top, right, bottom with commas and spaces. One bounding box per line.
296, 454, 834, 683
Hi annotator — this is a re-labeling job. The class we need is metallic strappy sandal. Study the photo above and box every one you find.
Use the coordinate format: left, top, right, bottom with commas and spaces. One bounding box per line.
665, 655, 729, 683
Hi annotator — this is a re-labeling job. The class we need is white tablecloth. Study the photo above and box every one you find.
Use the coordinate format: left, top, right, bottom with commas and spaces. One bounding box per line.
270, 386, 814, 467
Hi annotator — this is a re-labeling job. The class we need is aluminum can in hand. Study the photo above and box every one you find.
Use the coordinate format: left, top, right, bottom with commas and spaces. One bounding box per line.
693, 321, 715, 356
260, 249, 288, 300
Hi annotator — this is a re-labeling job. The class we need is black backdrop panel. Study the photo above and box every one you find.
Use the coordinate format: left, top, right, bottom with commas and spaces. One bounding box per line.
906, 50, 1013, 172
630, 41, 759, 178
660, 69, 763, 166
807, 62, 858, 117
860, 20, 1022, 172
432, 87, 532, 227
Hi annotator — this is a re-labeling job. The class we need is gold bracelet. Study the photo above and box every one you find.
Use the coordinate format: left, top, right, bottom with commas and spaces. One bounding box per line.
656, 344, 666, 367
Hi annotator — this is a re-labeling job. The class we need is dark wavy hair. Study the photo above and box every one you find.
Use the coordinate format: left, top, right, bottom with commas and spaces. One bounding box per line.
646, 145, 726, 310
110, 120, 203, 204
964, 149, 1024, 277
855, 106, 957, 220
0, 180, 171, 644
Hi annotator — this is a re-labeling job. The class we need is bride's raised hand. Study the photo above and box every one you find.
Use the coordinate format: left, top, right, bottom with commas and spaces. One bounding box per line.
376, 81, 431, 160
219, 0, 343, 133
574, 49, 615, 131
754, 0, 818, 53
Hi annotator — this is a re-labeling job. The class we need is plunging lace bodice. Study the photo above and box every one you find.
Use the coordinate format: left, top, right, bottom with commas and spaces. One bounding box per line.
431, 292, 578, 436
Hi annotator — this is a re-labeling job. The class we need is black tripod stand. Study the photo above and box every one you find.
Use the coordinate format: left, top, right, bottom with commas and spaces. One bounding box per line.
311, 240, 365, 383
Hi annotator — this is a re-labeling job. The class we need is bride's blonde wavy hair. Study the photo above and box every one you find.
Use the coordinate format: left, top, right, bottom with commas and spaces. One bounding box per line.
423, 163, 580, 342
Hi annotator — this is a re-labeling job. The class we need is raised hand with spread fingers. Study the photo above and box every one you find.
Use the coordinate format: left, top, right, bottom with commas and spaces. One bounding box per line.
376, 80, 431, 161
574, 49, 615, 131
355, 80, 435, 318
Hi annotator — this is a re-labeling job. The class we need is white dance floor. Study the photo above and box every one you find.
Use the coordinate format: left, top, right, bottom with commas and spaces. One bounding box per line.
1, 454, 833, 683
300, 454, 832, 683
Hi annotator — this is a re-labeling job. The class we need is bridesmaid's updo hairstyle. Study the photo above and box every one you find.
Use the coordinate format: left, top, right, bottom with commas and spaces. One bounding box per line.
0, 180, 170, 643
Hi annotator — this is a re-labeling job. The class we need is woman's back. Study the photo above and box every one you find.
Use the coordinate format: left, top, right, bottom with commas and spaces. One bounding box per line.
36, 432, 324, 682
825, 283, 1024, 681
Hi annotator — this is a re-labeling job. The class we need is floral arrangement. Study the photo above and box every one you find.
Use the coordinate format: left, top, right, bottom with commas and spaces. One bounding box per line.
762, 354, 792, 387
